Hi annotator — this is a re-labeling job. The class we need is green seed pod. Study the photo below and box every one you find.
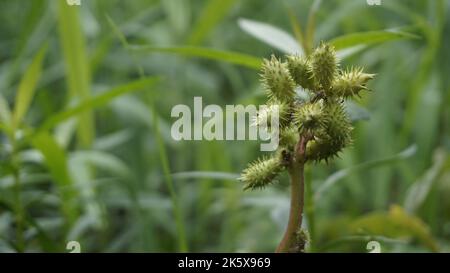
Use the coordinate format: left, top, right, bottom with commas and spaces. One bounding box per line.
306, 102, 352, 162
305, 139, 336, 163
252, 99, 291, 130
323, 101, 352, 145
332, 67, 375, 98
286, 55, 315, 90
311, 43, 338, 92
261, 55, 296, 103
293, 101, 325, 133
239, 155, 284, 190
279, 125, 299, 149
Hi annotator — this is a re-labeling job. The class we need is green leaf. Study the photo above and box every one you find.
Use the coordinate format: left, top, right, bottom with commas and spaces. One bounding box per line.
315, 145, 417, 202
161, 0, 190, 35
32, 132, 72, 187
404, 149, 447, 213
12, 45, 47, 131
329, 29, 420, 50
130, 45, 261, 69
238, 18, 303, 55
57, 1, 94, 147
0, 94, 12, 130
305, 0, 322, 53
70, 151, 132, 179
351, 205, 439, 252
188, 0, 237, 45
286, 10, 304, 48
105, 15, 129, 48
171, 171, 239, 180
54, 119, 77, 149
39, 77, 159, 132
32, 131, 78, 227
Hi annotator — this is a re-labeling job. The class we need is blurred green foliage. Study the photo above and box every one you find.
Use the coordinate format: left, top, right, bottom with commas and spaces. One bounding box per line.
0, 0, 449, 252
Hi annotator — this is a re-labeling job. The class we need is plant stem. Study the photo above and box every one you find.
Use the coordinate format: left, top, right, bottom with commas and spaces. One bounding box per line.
276, 135, 310, 253
276, 160, 305, 252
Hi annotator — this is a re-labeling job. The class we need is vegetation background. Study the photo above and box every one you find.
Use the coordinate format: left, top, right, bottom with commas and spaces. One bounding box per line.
0, 0, 449, 252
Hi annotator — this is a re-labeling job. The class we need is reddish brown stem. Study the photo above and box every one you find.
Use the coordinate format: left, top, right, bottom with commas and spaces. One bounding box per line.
276, 134, 310, 253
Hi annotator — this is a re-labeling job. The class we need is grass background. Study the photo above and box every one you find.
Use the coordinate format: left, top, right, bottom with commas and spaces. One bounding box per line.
0, 0, 449, 252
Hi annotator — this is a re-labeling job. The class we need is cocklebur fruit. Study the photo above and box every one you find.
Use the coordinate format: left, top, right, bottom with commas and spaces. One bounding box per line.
279, 125, 299, 149
332, 67, 375, 98
261, 55, 296, 103
293, 101, 326, 134
311, 43, 338, 93
305, 101, 352, 162
252, 100, 291, 130
239, 155, 284, 190
323, 101, 352, 147
286, 55, 315, 91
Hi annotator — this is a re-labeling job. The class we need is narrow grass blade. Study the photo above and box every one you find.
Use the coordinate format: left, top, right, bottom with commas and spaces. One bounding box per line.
329, 29, 420, 50
404, 149, 447, 213
305, 0, 322, 53
32, 131, 78, 230
0, 94, 12, 129
161, 0, 190, 35
400, 2, 444, 141
39, 77, 159, 132
171, 171, 240, 180
156, 125, 188, 252
315, 145, 417, 202
286, 10, 305, 51
188, 0, 237, 45
12, 45, 47, 131
57, 1, 94, 147
130, 45, 261, 69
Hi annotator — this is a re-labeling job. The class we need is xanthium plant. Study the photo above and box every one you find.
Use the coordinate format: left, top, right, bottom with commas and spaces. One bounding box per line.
240, 42, 375, 252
